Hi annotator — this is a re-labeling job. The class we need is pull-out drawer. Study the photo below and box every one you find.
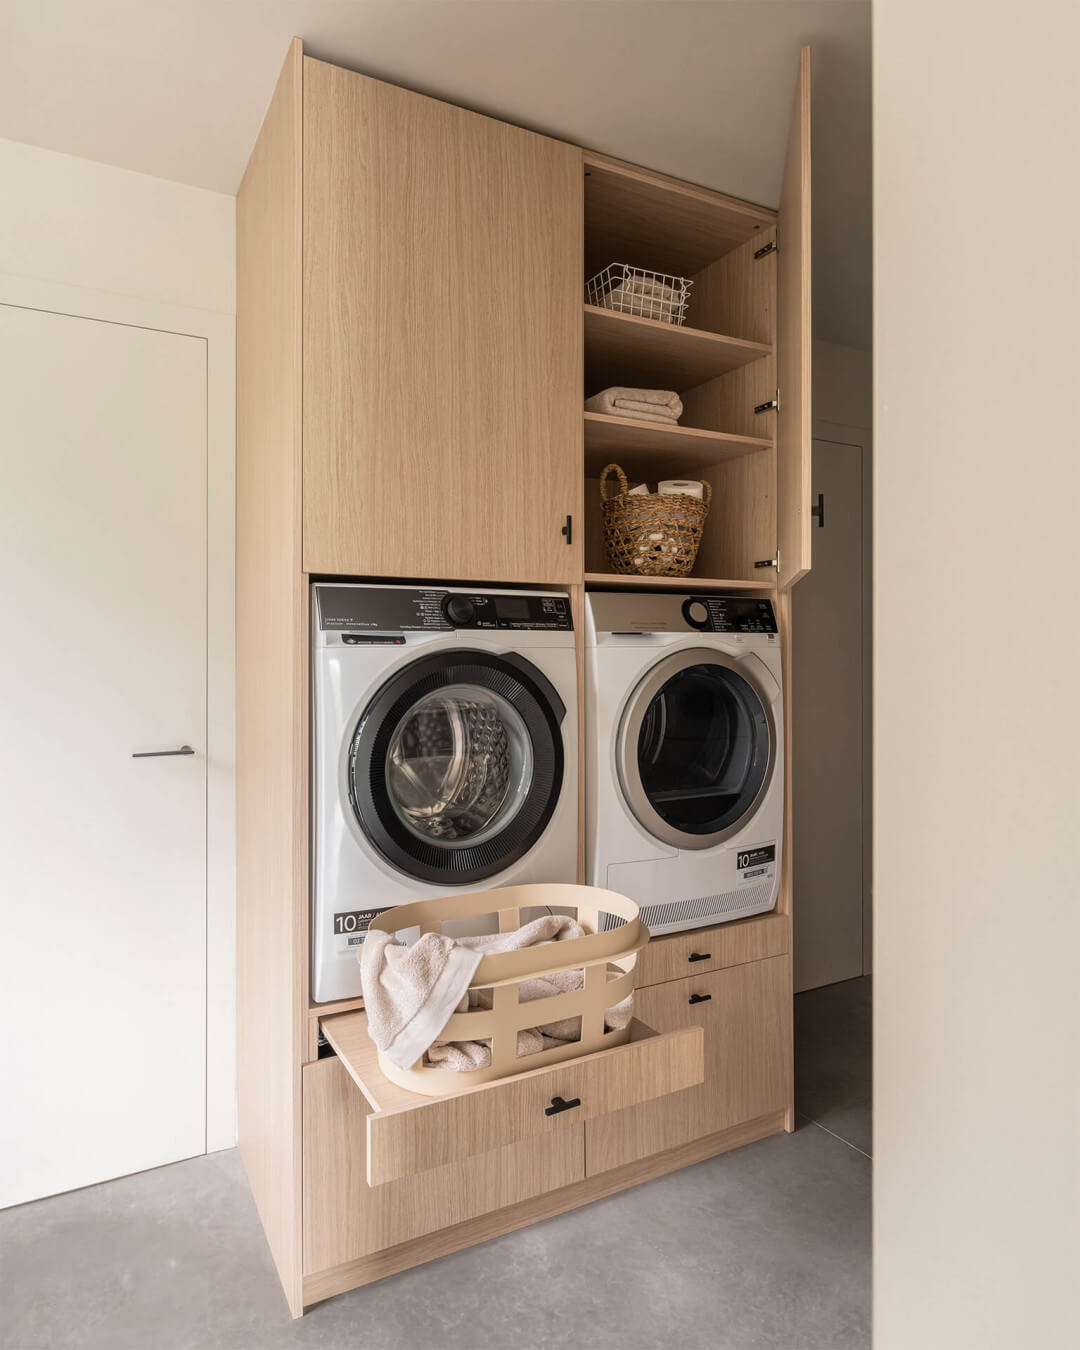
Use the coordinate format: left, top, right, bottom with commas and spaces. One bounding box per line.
320, 1011, 703, 1186
633, 912, 789, 988
588, 954, 791, 1174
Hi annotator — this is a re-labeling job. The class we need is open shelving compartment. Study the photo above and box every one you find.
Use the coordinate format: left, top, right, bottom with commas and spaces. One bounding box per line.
582, 152, 781, 591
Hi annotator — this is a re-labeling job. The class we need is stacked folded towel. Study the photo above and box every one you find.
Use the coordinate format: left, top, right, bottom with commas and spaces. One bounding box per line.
585, 386, 683, 425
600, 272, 683, 322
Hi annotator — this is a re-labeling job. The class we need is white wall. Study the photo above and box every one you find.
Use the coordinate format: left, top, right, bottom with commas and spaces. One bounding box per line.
0, 138, 237, 1151
874, 3, 1080, 1347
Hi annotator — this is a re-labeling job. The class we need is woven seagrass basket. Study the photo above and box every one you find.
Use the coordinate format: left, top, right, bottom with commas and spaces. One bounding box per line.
368, 883, 647, 1097
600, 463, 711, 577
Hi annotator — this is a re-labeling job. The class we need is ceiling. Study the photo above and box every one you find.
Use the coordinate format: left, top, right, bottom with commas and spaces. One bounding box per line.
0, 0, 870, 348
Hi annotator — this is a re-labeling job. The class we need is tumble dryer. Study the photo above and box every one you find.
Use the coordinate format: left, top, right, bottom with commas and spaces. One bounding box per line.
586, 590, 783, 935
312, 582, 578, 1002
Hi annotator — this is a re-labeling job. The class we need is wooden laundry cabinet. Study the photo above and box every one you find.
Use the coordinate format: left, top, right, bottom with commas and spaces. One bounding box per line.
237, 37, 811, 1316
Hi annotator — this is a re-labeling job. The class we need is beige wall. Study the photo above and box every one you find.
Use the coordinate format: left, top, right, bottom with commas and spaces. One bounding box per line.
874, 3, 1080, 1346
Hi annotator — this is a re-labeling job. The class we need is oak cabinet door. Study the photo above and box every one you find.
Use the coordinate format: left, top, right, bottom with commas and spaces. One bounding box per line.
776, 45, 813, 590
302, 58, 583, 584
585, 955, 792, 1175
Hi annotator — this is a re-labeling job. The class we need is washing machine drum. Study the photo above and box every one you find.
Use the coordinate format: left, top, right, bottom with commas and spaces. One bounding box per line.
348, 650, 565, 885
618, 649, 775, 850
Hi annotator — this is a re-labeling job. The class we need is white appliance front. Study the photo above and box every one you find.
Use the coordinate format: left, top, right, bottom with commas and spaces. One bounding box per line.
586, 591, 784, 935
312, 583, 578, 1002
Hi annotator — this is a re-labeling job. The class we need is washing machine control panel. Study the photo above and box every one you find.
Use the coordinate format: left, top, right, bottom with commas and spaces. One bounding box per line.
681, 595, 778, 634
316, 585, 572, 634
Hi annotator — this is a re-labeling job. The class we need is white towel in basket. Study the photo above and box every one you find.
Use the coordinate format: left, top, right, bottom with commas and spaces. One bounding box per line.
585, 387, 683, 424
362, 913, 620, 1071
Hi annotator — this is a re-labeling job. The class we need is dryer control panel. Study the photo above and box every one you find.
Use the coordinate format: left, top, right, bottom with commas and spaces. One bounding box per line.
315, 584, 573, 634
681, 596, 778, 634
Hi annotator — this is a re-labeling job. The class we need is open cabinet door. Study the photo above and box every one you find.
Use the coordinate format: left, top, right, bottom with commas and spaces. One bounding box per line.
776, 46, 812, 589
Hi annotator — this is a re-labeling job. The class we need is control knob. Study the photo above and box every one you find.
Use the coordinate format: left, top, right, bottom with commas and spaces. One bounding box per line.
683, 598, 711, 630
444, 595, 476, 627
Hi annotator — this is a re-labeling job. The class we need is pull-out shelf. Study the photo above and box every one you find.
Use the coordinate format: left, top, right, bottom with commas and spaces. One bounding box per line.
320, 1011, 704, 1186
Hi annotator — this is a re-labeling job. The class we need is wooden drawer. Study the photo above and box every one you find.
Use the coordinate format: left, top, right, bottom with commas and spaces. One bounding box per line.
634, 912, 789, 988
302, 1058, 585, 1273
587, 954, 791, 1175
320, 1011, 703, 1187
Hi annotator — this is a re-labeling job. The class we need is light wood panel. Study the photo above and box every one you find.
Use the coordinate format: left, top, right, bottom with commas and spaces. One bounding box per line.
321, 1013, 703, 1185
586, 956, 792, 1174
689, 227, 777, 347
775, 587, 796, 1129
584, 411, 770, 476
583, 305, 770, 392
776, 46, 813, 590
634, 913, 790, 988
584, 573, 775, 593
302, 58, 584, 585
583, 152, 775, 277
235, 37, 306, 1319
302, 1109, 786, 1308
302, 1058, 583, 1274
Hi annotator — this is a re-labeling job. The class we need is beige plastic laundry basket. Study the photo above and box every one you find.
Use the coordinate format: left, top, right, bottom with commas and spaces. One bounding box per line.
368, 883, 647, 1097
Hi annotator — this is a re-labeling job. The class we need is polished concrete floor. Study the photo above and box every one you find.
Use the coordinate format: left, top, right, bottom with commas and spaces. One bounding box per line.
0, 977, 871, 1350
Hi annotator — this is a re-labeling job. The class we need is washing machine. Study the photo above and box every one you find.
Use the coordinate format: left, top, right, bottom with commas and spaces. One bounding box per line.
586, 590, 783, 935
311, 582, 578, 1002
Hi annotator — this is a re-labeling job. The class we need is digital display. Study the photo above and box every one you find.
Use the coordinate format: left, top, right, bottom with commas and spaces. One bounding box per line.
495, 596, 531, 620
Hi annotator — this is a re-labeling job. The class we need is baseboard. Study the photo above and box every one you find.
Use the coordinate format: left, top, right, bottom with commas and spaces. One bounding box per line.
302, 1109, 786, 1308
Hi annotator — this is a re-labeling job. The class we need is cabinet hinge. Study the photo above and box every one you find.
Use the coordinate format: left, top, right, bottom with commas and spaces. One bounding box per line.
754, 240, 778, 260
755, 389, 780, 415
754, 552, 780, 570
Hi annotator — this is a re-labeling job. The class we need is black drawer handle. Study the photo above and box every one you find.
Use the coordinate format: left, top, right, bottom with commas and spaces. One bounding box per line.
545, 1095, 581, 1116
688, 993, 712, 1005
688, 952, 711, 963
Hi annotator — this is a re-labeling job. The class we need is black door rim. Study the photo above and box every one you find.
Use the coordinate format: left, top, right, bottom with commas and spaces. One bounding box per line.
347, 649, 565, 886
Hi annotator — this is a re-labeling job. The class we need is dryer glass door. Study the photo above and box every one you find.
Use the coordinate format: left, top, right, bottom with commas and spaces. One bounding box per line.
348, 650, 565, 885
618, 650, 775, 850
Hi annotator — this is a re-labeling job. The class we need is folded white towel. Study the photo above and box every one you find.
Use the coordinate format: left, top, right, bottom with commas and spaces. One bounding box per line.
585, 387, 683, 423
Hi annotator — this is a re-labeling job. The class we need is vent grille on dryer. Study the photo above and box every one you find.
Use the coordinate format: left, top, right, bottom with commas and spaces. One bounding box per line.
600, 883, 774, 932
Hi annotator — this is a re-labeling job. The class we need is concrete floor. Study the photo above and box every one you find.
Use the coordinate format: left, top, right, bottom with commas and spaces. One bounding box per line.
0, 977, 871, 1350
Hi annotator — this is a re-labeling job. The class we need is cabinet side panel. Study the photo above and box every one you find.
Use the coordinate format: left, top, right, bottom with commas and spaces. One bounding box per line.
302, 58, 583, 584
236, 38, 306, 1316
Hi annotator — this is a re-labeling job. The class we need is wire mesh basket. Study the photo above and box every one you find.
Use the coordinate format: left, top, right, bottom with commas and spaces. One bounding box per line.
585, 263, 692, 326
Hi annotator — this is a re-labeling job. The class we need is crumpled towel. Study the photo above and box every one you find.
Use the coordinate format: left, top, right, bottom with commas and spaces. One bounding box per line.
360, 912, 633, 1072
585, 386, 683, 424
424, 915, 633, 1071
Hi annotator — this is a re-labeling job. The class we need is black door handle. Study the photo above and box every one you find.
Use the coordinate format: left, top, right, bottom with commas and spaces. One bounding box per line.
688, 993, 712, 1005
811, 492, 825, 528
132, 745, 195, 758
687, 952, 711, 963
545, 1095, 581, 1116
561, 514, 573, 546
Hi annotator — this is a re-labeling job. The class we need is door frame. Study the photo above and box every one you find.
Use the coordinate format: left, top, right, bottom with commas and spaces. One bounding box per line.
809, 416, 873, 979
0, 271, 237, 1151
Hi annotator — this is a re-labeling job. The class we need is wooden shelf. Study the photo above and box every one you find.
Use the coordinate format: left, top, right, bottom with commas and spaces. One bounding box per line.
584, 305, 770, 391
583, 411, 770, 477
584, 152, 775, 277
584, 573, 774, 592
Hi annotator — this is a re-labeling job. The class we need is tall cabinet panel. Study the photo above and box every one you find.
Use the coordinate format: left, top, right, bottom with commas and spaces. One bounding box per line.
776, 46, 812, 590
302, 58, 584, 584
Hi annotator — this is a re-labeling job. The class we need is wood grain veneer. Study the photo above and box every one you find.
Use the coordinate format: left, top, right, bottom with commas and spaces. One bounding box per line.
321, 1012, 704, 1186
583, 304, 771, 392
302, 1109, 786, 1308
586, 956, 792, 1173
302, 58, 584, 585
633, 912, 790, 988
302, 1058, 584, 1273
235, 37, 306, 1318
776, 47, 813, 590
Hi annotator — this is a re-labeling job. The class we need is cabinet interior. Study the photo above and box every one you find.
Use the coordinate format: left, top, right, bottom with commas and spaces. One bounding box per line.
582, 154, 780, 586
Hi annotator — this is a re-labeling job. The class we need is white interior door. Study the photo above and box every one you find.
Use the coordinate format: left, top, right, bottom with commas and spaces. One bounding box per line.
0, 303, 207, 1207
793, 438, 866, 992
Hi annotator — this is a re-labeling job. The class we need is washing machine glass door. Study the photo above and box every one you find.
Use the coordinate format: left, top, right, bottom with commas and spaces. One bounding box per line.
348, 650, 565, 885
617, 649, 775, 850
